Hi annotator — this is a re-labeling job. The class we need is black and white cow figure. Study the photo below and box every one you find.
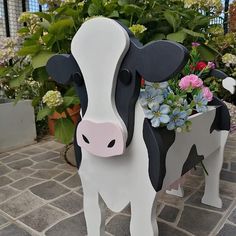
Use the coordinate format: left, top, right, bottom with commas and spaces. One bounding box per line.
46, 17, 233, 236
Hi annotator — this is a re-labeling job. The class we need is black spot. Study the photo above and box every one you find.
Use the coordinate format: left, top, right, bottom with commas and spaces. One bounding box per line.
82, 135, 89, 144
118, 69, 132, 85
107, 139, 116, 148
181, 145, 204, 176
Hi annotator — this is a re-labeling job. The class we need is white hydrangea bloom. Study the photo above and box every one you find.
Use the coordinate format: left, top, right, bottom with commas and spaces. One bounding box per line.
42, 90, 64, 108
222, 53, 236, 67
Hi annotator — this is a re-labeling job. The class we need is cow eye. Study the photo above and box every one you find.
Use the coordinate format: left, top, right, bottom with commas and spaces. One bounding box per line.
119, 69, 132, 85
73, 72, 84, 86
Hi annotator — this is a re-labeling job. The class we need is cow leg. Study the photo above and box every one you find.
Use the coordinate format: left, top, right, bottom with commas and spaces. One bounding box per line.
130, 192, 158, 236
83, 185, 105, 236
201, 131, 229, 208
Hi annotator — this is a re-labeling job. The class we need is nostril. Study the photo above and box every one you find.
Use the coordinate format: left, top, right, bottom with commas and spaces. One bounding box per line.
82, 135, 90, 144
107, 139, 116, 148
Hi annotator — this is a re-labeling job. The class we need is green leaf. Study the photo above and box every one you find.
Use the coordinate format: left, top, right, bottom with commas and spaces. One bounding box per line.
167, 31, 187, 43
54, 118, 75, 144
37, 107, 53, 121
48, 18, 74, 35
18, 45, 41, 56
17, 27, 30, 34
164, 10, 177, 32
63, 96, 80, 107
108, 10, 119, 18
123, 4, 142, 16
182, 28, 205, 38
118, 0, 128, 6
32, 51, 56, 69
197, 44, 219, 61
34, 12, 52, 22
88, 3, 102, 16
39, 20, 51, 30
150, 33, 166, 41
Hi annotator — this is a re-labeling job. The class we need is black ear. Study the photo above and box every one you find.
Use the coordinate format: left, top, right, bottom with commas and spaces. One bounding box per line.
135, 40, 189, 82
46, 54, 80, 84
209, 69, 228, 79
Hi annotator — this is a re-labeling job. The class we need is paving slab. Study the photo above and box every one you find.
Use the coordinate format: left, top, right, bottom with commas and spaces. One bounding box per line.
31, 152, 59, 162
10, 177, 43, 190
19, 205, 67, 232
185, 191, 232, 212
0, 165, 12, 176
0, 186, 19, 203
61, 173, 81, 188
158, 205, 179, 223
0, 191, 44, 218
30, 181, 69, 200
217, 223, 236, 236
20, 147, 47, 155
32, 169, 62, 180
0, 224, 32, 236
177, 206, 222, 236
45, 213, 87, 236
7, 159, 34, 170
31, 161, 58, 170
228, 208, 236, 224
54, 172, 71, 182
0, 215, 8, 226
7, 168, 35, 180
50, 192, 83, 214
1, 153, 28, 164
0, 176, 13, 187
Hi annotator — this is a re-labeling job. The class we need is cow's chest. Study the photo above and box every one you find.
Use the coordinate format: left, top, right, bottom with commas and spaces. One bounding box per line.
78, 104, 155, 212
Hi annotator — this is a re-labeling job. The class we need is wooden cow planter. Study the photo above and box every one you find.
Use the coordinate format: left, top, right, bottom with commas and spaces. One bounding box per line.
46, 17, 232, 236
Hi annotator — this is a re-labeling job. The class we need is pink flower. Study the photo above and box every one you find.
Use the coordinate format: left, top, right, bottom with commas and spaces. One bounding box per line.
202, 87, 213, 101
179, 74, 203, 90
192, 42, 200, 47
207, 62, 215, 69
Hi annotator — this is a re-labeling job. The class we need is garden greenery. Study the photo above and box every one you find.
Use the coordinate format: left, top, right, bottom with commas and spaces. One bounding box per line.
0, 0, 234, 143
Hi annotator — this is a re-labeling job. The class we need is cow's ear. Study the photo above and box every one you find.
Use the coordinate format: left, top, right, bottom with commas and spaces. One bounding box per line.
136, 40, 189, 82
46, 54, 80, 84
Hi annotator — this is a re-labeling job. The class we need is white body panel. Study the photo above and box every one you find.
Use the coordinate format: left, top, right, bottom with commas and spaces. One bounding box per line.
79, 103, 228, 236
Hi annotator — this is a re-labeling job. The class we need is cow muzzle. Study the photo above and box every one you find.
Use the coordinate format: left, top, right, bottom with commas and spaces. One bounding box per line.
76, 120, 126, 157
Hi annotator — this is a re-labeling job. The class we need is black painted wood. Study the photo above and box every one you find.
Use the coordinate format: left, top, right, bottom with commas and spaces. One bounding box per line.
181, 145, 204, 176
143, 119, 176, 192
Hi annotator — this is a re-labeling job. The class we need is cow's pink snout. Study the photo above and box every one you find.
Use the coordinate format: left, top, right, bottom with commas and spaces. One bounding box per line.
76, 120, 126, 157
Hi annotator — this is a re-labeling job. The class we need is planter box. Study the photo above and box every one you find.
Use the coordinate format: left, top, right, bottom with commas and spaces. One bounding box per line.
0, 99, 37, 153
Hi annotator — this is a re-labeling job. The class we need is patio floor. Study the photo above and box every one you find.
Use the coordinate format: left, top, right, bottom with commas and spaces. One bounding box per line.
0, 133, 235, 236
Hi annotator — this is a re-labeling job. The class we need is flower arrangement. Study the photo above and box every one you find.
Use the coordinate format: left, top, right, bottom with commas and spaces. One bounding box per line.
140, 43, 214, 132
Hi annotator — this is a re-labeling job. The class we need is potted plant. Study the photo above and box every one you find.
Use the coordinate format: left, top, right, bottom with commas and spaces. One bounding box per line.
37, 87, 80, 144
0, 37, 37, 152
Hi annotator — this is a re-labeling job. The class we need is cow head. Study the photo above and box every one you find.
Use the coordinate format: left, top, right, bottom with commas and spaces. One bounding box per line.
46, 17, 188, 158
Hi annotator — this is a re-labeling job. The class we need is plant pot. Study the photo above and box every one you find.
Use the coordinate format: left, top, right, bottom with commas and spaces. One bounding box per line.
48, 104, 80, 136
0, 99, 37, 152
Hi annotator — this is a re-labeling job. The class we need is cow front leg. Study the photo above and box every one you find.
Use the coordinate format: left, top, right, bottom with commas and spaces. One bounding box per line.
201, 131, 229, 208
130, 192, 158, 236
83, 186, 105, 236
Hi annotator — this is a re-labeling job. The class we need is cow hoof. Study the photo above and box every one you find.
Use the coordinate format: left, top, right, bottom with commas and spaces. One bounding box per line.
201, 196, 222, 208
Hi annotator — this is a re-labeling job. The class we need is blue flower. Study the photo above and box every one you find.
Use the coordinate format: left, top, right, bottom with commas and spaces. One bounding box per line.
167, 108, 188, 130
193, 93, 208, 113
144, 104, 170, 128
139, 86, 164, 107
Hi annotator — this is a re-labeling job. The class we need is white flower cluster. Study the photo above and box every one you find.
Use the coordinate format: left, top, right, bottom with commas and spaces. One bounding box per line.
172, 0, 222, 11
0, 37, 20, 65
222, 53, 236, 67
42, 90, 63, 108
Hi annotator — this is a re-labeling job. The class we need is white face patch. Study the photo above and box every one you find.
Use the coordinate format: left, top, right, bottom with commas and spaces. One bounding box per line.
71, 17, 130, 157
71, 17, 130, 125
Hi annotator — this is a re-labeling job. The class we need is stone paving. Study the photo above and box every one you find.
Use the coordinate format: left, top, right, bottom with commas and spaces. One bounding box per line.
0, 134, 235, 236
